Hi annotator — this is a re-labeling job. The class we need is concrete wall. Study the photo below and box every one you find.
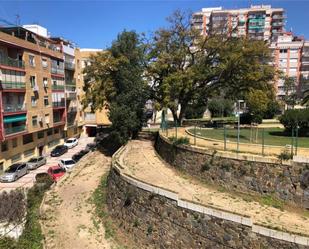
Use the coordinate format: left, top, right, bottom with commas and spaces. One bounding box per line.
106, 148, 309, 248
155, 134, 309, 209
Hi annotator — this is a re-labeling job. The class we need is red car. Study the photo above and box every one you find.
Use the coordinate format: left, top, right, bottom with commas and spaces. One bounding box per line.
47, 165, 65, 182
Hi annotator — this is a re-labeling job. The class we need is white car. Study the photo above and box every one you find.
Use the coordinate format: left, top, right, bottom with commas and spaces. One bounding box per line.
59, 158, 76, 171
64, 138, 78, 149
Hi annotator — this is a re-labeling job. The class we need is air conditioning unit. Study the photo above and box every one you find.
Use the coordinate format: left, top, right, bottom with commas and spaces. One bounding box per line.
43, 80, 48, 88
38, 116, 43, 123
32, 85, 39, 91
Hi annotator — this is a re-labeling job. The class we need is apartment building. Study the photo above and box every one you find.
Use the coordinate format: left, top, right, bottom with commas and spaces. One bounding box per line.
192, 5, 285, 42
0, 25, 65, 170
50, 37, 83, 138
75, 48, 111, 136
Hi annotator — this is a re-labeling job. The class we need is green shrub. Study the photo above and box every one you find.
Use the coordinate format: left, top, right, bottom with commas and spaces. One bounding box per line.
278, 149, 293, 161
208, 99, 234, 118
279, 109, 309, 135
168, 136, 189, 146
201, 162, 211, 172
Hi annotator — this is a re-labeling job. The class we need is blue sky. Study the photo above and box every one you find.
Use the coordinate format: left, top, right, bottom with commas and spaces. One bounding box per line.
0, 0, 308, 49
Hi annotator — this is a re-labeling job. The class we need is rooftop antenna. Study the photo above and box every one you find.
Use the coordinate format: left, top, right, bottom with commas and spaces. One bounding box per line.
15, 14, 20, 26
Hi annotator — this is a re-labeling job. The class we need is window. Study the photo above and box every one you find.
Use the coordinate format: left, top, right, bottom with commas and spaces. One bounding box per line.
31, 96, 37, 107
32, 115, 38, 127
29, 55, 35, 67
54, 128, 59, 134
1, 141, 8, 152
30, 76, 36, 87
42, 58, 48, 68
44, 96, 49, 106
23, 134, 33, 145
12, 138, 17, 148
37, 131, 44, 139
280, 49, 287, 54
43, 77, 48, 88
45, 114, 50, 125
24, 148, 35, 158
47, 128, 53, 136
12, 153, 21, 163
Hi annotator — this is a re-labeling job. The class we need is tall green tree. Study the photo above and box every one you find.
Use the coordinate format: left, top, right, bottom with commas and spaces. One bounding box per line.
147, 11, 276, 125
82, 31, 149, 144
282, 76, 298, 108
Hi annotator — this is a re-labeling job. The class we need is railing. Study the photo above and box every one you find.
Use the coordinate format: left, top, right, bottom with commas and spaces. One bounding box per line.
67, 107, 77, 113
0, 56, 25, 69
52, 102, 65, 108
53, 117, 64, 123
66, 85, 76, 92
65, 61, 75, 70
3, 104, 26, 113
4, 125, 26, 135
51, 67, 64, 75
52, 84, 65, 91
272, 22, 283, 26
66, 92, 77, 100
0, 81, 26, 90
272, 15, 284, 19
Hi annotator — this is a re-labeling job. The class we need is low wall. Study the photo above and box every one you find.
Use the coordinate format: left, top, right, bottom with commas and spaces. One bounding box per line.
107, 150, 309, 248
155, 134, 309, 209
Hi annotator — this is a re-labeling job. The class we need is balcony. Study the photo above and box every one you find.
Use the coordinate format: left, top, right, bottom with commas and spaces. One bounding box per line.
0, 55, 25, 69
67, 106, 77, 113
3, 103, 26, 114
0, 81, 26, 90
51, 67, 64, 75
4, 125, 26, 136
66, 92, 77, 100
272, 15, 284, 19
65, 61, 75, 70
52, 84, 65, 91
272, 22, 283, 27
52, 101, 65, 108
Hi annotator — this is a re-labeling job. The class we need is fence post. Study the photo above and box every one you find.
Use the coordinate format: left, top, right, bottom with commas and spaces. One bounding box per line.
224, 125, 227, 151
262, 128, 265, 156
291, 127, 294, 157
295, 124, 298, 156
194, 122, 197, 146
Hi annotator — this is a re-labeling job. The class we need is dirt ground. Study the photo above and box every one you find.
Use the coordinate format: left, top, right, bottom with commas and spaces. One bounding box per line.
40, 151, 115, 249
120, 139, 309, 236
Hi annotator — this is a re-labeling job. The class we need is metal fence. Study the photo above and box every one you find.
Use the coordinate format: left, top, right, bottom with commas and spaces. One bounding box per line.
161, 123, 309, 158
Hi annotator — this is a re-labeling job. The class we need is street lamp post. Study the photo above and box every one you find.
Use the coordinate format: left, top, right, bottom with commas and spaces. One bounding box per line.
237, 100, 244, 153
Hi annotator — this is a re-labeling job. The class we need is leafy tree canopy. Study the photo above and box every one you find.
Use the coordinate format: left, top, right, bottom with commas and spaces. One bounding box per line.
147, 10, 277, 124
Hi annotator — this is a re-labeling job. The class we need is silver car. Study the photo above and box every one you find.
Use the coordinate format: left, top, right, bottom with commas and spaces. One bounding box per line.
27, 156, 46, 170
0, 163, 28, 182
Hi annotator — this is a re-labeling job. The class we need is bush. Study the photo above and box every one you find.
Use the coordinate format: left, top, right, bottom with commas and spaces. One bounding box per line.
279, 108, 309, 135
0, 190, 25, 224
35, 173, 54, 188
240, 112, 262, 124
208, 99, 234, 118
185, 104, 207, 119
168, 136, 189, 146
263, 100, 282, 119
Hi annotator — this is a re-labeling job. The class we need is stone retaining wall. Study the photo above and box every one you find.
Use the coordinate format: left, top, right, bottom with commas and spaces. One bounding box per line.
107, 152, 309, 248
155, 134, 309, 209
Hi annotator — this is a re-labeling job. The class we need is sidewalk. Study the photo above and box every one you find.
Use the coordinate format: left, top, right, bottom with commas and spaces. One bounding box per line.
120, 139, 309, 236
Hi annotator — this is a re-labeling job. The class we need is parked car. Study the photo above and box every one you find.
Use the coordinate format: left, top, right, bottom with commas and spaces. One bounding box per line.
86, 143, 96, 151
64, 138, 79, 149
72, 149, 90, 162
51, 145, 68, 157
47, 166, 66, 182
27, 156, 47, 170
0, 163, 28, 182
59, 158, 76, 171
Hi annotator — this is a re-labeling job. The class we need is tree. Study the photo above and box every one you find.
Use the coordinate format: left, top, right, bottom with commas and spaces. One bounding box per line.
282, 76, 298, 108
147, 11, 276, 125
207, 99, 234, 118
82, 31, 149, 144
245, 89, 269, 120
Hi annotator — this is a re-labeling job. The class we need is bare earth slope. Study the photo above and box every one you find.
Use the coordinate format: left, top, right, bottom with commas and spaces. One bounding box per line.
120, 139, 309, 236
41, 151, 114, 249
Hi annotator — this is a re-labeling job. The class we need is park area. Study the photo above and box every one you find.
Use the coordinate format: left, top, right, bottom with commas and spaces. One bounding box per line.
187, 127, 309, 148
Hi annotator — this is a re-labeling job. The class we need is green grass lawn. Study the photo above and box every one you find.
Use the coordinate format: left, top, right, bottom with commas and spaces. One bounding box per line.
188, 127, 309, 148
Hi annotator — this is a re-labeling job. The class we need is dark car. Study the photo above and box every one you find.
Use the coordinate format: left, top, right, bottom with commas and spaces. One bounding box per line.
50, 145, 68, 157
72, 149, 90, 162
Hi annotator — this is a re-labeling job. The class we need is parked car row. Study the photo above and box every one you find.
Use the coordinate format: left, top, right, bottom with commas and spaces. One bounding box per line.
0, 138, 81, 183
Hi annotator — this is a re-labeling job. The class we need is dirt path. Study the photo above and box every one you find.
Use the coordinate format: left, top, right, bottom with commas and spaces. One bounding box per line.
41, 151, 114, 249
120, 139, 309, 236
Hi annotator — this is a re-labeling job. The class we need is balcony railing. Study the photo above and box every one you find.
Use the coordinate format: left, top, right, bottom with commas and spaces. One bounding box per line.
0, 81, 26, 90
51, 67, 64, 75
66, 92, 77, 100
3, 104, 26, 113
52, 84, 65, 91
65, 84, 76, 92
0, 56, 25, 69
52, 102, 65, 108
53, 117, 64, 123
65, 61, 75, 70
4, 125, 26, 136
